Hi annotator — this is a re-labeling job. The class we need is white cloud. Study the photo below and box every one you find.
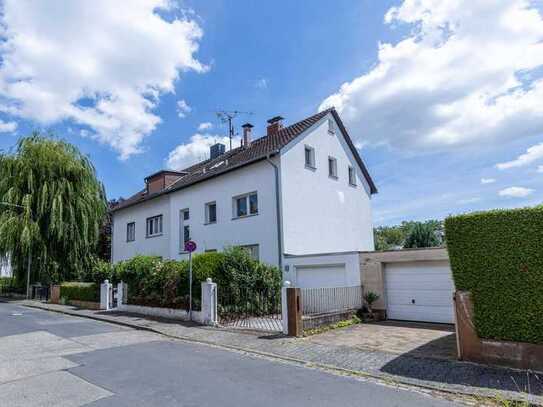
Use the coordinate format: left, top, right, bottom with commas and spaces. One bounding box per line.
481, 178, 496, 184
496, 142, 543, 169
319, 0, 543, 152
176, 99, 192, 118
537, 165, 543, 173
0, 0, 206, 159
458, 197, 481, 204
253, 78, 268, 89
0, 119, 17, 133
197, 122, 213, 131
166, 133, 241, 170
498, 186, 534, 198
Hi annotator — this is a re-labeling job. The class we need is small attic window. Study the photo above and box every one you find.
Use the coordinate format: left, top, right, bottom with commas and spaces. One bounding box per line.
328, 118, 335, 135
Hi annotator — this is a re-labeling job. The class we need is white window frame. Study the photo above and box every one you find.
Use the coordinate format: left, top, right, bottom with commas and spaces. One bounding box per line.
126, 222, 135, 242
146, 215, 163, 238
328, 117, 336, 135
304, 145, 316, 169
348, 166, 357, 186
240, 244, 260, 261
205, 201, 217, 224
179, 208, 190, 252
233, 192, 258, 219
328, 156, 338, 179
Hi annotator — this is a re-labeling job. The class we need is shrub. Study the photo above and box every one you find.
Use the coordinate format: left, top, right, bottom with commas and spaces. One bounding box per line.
97, 249, 282, 310
444, 207, 543, 344
60, 282, 99, 302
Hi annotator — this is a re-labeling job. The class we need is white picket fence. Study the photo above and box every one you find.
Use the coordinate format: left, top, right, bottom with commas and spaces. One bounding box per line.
301, 285, 363, 315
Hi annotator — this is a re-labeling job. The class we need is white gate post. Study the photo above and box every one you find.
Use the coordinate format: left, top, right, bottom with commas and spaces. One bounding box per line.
117, 281, 127, 310
201, 278, 218, 326
100, 279, 112, 310
281, 281, 291, 335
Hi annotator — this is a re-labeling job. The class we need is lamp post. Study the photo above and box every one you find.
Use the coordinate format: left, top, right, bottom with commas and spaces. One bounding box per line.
0, 202, 32, 299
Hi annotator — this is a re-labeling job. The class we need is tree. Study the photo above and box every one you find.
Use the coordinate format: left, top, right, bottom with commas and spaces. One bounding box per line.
0, 134, 107, 284
404, 222, 440, 248
374, 220, 444, 250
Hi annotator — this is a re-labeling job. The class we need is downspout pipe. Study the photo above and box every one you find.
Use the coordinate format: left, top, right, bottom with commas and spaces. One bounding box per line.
266, 154, 283, 270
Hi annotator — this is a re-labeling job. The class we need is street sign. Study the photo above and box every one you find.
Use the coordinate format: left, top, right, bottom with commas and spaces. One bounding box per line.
184, 240, 197, 253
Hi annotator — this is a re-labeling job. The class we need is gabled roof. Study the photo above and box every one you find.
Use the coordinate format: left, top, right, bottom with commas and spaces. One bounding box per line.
112, 108, 377, 212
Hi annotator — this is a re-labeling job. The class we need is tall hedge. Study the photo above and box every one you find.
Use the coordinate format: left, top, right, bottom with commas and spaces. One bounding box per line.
444, 207, 543, 344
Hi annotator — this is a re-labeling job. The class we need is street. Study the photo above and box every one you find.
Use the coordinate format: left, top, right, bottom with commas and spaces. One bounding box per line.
0, 302, 461, 407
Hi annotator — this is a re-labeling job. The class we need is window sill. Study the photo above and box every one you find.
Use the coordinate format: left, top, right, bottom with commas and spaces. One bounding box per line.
204, 221, 217, 226
349, 182, 357, 188
329, 175, 338, 180
232, 213, 259, 221
146, 233, 163, 239
126, 240, 135, 243
305, 165, 316, 171
328, 130, 335, 135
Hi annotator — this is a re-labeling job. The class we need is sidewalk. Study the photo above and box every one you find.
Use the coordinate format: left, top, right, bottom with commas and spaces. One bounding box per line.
18, 300, 542, 405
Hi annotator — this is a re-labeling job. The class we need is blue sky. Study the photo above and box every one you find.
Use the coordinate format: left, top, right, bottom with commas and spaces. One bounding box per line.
0, 0, 542, 225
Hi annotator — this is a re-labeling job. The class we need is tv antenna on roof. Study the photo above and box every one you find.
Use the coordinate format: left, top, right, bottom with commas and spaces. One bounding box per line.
215, 110, 253, 150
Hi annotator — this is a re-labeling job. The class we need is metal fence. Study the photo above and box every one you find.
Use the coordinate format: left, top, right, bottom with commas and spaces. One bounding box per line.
218, 286, 282, 332
301, 285, 363, 315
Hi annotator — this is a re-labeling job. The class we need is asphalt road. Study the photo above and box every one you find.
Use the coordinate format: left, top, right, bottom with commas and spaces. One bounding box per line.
0, 301, 462, 407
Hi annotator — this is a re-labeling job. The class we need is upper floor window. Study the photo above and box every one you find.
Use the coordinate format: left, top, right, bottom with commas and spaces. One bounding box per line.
146, 215, 163, 237
182, 209, 190, 221
234, 192, 258, 218
126, 222, 135, 242
304, 145, 315, 169
328, 156, 338, 179
328, 118, 335, 135
348, 166, 357, 186
205, 201, 217, 224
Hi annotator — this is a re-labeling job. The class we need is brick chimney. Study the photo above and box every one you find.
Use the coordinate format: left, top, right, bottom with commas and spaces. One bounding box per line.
266, 116, 284, 136
242, 123, 254, 147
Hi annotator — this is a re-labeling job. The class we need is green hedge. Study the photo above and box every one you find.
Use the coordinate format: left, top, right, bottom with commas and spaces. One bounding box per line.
444, 207, 543, 344
60, 282, 99, 302
78, 247, 282, 310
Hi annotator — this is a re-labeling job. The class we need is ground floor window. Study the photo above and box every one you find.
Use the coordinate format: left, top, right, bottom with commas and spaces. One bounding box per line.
240, 244, 259, 261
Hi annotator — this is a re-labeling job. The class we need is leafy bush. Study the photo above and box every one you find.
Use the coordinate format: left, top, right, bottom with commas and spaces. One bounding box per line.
102, 248, 282, 310
60, 282, 99, 302
445, 207, 543, 344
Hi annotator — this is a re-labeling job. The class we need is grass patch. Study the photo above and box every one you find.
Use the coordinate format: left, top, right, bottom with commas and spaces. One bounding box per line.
303, 316, 361, 337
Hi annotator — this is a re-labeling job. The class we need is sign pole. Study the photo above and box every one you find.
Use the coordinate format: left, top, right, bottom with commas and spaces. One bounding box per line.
189, 250, 192, 321
184, 240, 197, 322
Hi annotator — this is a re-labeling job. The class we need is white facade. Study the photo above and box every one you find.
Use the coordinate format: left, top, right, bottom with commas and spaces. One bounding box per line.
112, 111, 375, 268
112, 159, 280, 265
279, 114, 374, 255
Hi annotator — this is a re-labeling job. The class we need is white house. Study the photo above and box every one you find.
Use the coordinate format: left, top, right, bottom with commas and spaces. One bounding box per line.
110, 108, 377, 272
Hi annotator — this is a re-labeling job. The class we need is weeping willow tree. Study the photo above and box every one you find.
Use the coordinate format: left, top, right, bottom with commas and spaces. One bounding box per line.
0, 134, 107, 284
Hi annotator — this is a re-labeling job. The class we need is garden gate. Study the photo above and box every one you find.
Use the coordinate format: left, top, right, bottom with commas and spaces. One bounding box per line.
217, 285, 282, 332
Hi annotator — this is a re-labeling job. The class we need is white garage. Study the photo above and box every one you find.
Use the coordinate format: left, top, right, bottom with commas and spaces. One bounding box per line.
384, 260, 455, 324
283, 252, 361, 289
296, 264, 347, 288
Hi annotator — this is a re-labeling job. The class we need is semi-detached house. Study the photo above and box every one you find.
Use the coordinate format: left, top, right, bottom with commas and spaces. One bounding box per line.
110, 108, 377, 270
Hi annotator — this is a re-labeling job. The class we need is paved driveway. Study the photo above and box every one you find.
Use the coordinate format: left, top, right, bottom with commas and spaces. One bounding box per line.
307, 321, 457, 360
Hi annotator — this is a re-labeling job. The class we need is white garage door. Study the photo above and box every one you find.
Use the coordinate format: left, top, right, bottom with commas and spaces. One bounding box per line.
296, 264, 347, 288
385, 261, 455, 324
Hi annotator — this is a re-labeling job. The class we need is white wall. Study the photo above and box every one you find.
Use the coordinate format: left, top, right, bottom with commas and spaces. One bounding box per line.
280, 113, 374, 255
168, 159, 279, 266
112, 195, 171, 262
283, 252, 361, 288
112, 159, 280, 266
